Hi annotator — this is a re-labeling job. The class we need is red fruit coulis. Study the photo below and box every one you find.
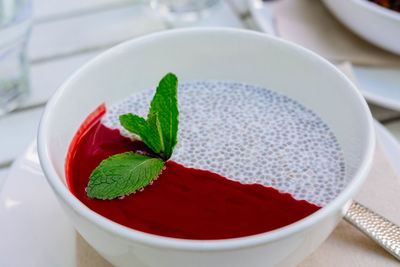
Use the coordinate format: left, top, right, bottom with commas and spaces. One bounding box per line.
66, 104, 320, 240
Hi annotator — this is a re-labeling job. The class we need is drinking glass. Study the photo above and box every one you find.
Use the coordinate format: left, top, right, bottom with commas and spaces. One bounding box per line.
0, 0, 32, 115
150, 0, 220, 23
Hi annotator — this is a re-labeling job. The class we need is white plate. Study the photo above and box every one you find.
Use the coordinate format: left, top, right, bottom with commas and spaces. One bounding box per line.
0, 141, 76, 267
248, 0, 400, 111
0, 120, 399, 266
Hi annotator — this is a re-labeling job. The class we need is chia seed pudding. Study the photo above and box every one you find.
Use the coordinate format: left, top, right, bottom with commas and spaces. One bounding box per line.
103, 81, 345, 207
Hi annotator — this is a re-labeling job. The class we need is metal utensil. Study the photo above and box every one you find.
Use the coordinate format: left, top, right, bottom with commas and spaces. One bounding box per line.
345, 201, 400, 261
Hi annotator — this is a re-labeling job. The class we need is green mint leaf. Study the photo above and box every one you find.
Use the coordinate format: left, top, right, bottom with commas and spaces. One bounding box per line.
87, 152, 165, 199
119, 113, 163, 155
148, 73, 179, 160
118, 73, 179, 160
146, 112, 165, 154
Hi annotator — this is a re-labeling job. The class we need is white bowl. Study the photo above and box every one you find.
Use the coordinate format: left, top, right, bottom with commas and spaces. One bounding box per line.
37, 28, 375, 267
322, 0, 400, 55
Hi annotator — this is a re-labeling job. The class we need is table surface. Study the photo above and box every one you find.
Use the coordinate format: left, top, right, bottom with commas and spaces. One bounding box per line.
1, 0, 400, 186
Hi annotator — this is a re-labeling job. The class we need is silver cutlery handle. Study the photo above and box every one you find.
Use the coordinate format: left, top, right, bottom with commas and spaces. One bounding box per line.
344, 201, 400, 261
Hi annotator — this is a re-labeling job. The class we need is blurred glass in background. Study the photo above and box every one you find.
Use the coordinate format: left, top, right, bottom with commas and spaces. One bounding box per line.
150, 0, 220, 23
0, 0, 32, 115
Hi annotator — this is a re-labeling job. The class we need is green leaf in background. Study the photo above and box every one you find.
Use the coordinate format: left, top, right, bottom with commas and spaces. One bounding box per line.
87, 152, 165, 199
148, 73, 179, 160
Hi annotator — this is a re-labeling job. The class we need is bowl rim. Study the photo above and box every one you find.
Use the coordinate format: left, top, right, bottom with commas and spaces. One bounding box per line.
352, 0, 400, 21
37, 27, 376, 251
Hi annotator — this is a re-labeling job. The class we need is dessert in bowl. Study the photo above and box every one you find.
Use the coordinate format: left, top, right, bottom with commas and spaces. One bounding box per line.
37, 28, 375, 267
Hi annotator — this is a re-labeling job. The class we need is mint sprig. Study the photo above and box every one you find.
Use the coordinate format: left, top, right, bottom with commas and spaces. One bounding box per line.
120, 73, 178, 160
87, 73, 179, 199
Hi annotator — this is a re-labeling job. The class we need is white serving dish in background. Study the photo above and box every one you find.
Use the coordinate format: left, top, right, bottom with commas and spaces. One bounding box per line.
37, 28, 375, 267
249, 0, 400, 112
322, 0, 400, 55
